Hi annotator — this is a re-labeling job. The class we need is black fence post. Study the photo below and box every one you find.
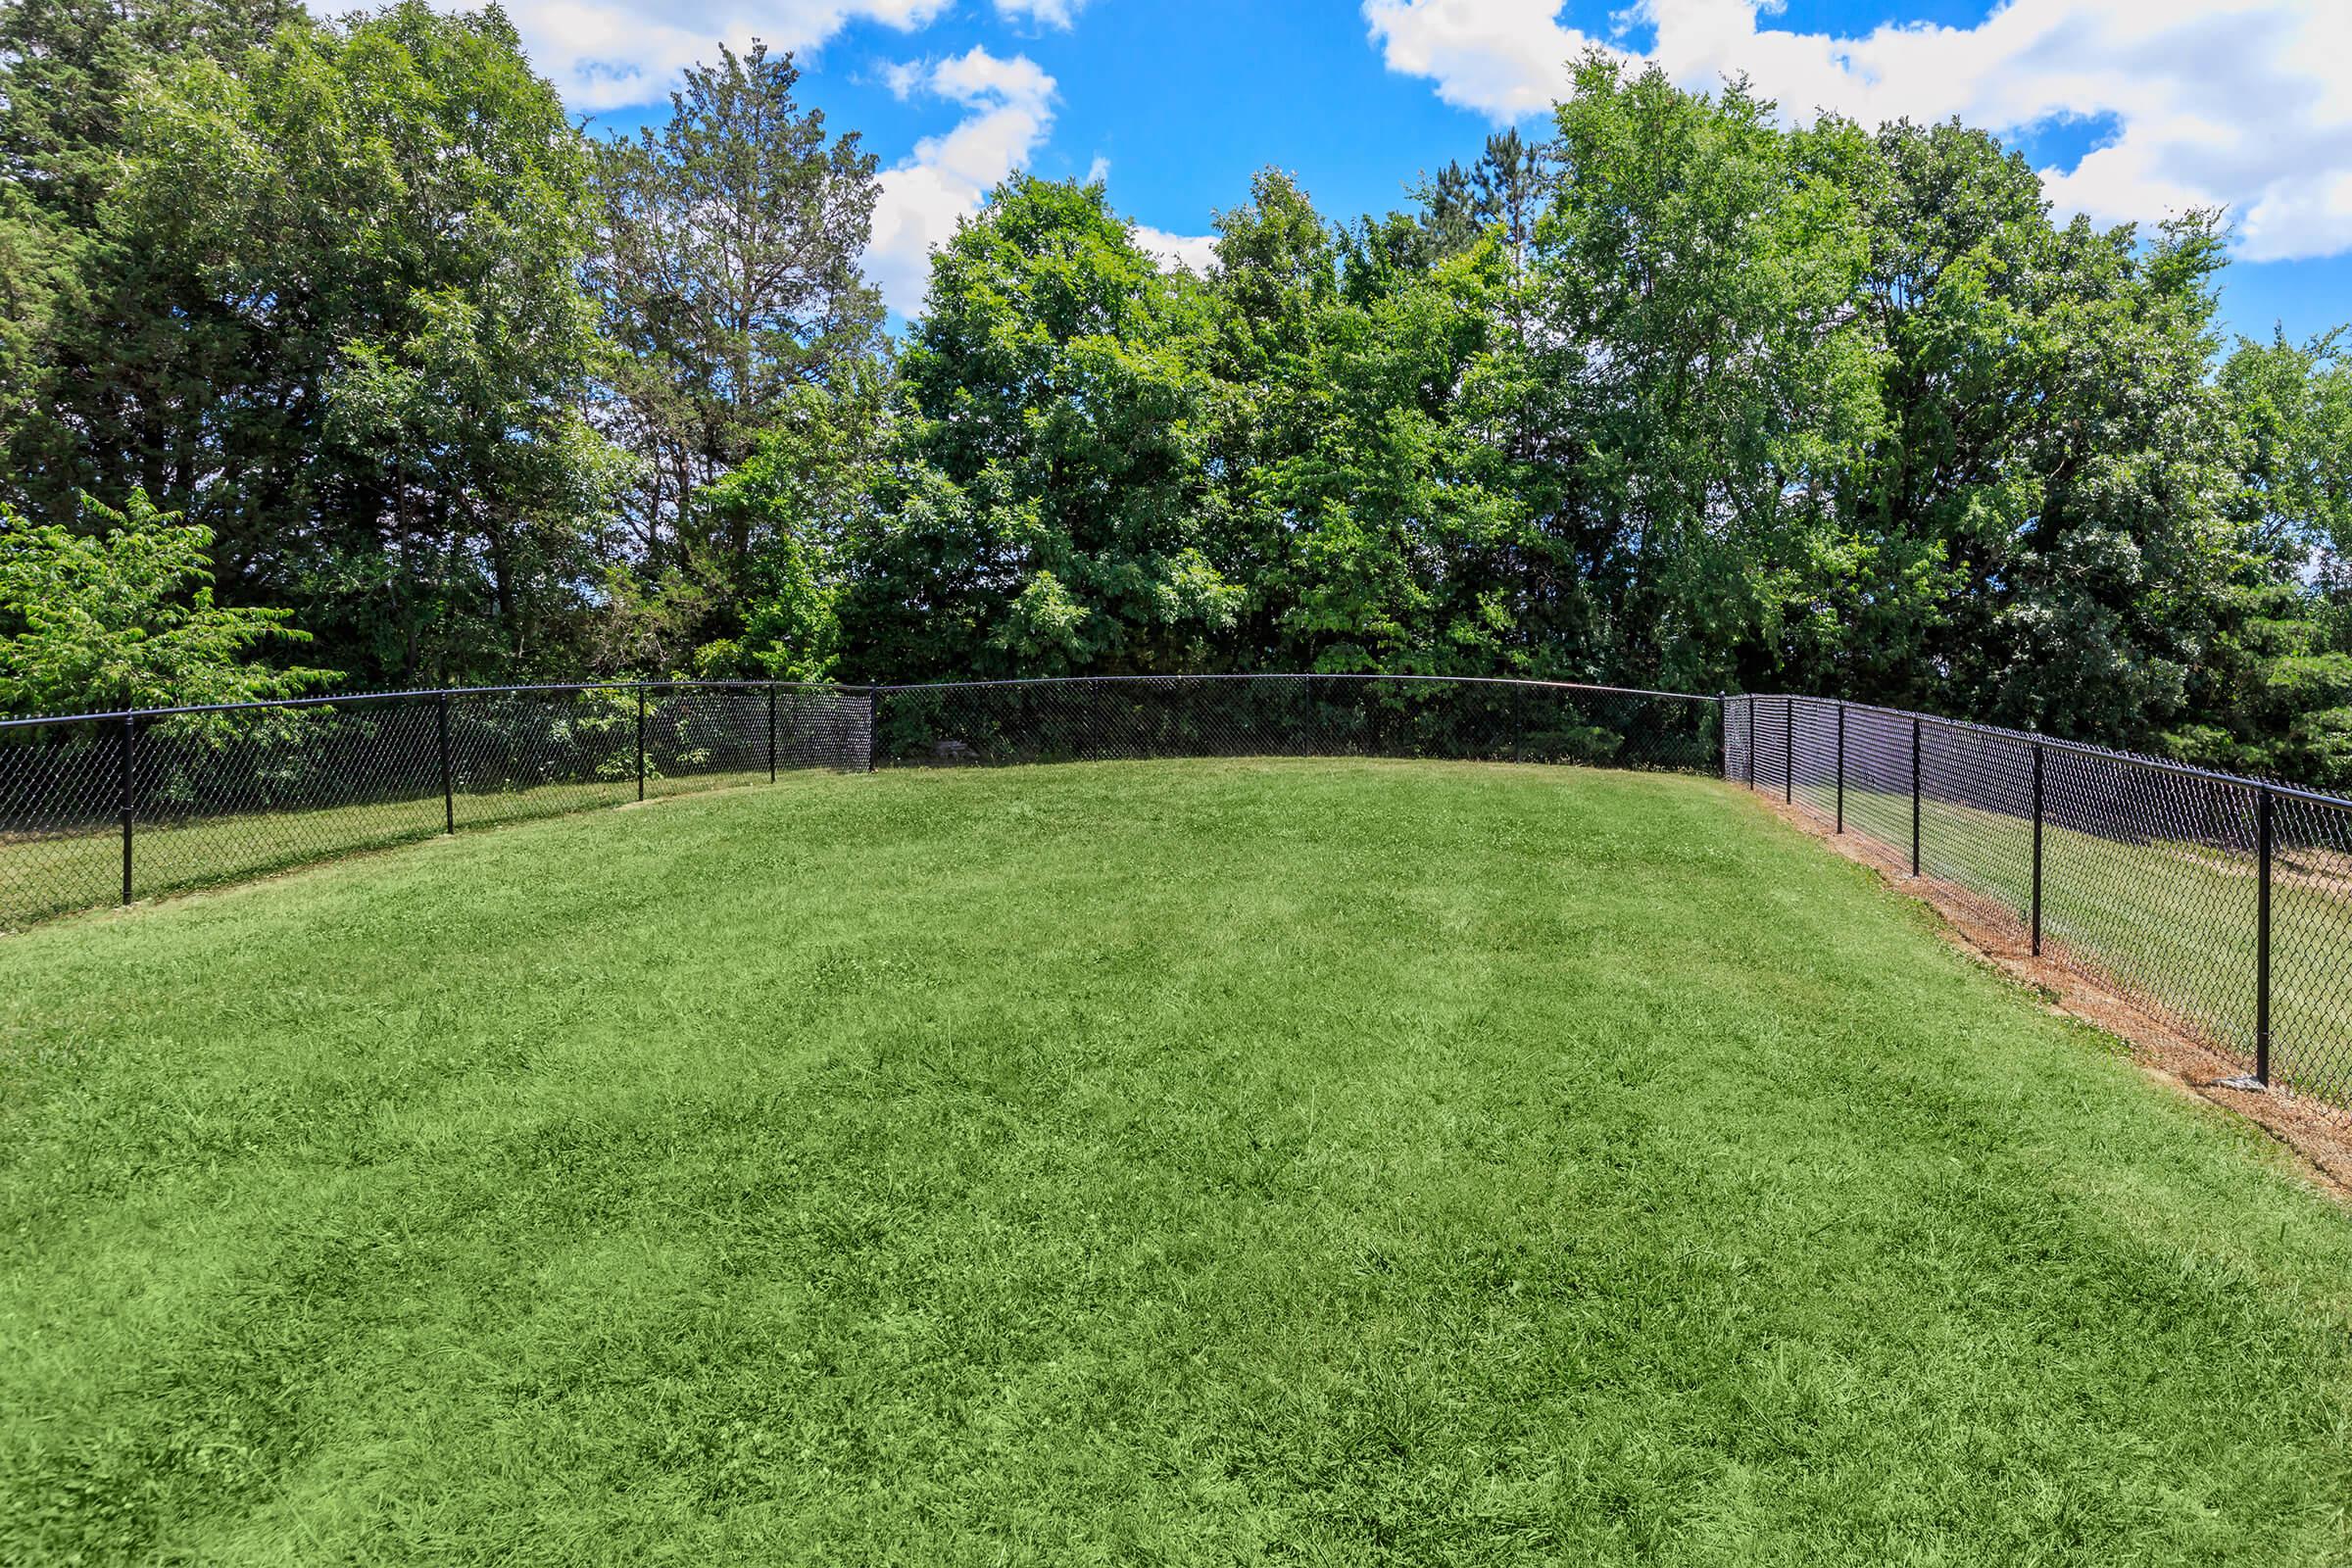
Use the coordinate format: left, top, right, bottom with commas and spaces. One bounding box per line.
1910, 716, 1922, 877
767, 686, 778, 783
1746, 697, 1756, 788
1784, 697, 1794, 805
119, 710, 135, 906
437, 692, 455, 835
2258, 783, 2273, 1087
636, 684, 647, 803
2031, 742, 2043, 956
1835, 702, 1845, 834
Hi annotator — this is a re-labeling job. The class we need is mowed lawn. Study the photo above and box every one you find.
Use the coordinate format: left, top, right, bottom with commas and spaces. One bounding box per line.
7, 760, 2352, 1565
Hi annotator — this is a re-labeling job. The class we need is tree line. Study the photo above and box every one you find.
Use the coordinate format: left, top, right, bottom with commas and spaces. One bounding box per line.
4, 2, 2350, 784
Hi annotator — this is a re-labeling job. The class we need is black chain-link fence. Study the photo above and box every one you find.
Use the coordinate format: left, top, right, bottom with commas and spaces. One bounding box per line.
1729, 693, 2352, 1115
0, 674, 1716, 933
0, 682, 872, 931
32, 672, 2347, 1120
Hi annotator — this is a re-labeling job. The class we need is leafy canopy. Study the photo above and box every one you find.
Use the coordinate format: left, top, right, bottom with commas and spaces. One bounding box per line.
0, 492, 334, 711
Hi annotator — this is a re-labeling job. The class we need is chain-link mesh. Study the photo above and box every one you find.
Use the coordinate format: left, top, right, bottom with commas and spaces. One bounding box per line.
0, 682, 872, 932
871, 674, 1721, 772
447, 687, 638, 829
2041, 749, 2262, 1065
2255, 793, 2352, 1106
1734, 692, 2352, 1121
24, 670, 2352, 1121
133, 697, 447, 901
0, 715, 136, 927
1839, 706, 1920, 870
0, 675, 1708, 932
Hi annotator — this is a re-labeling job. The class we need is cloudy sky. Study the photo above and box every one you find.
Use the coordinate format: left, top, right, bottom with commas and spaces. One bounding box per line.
540, 0, 2352, 336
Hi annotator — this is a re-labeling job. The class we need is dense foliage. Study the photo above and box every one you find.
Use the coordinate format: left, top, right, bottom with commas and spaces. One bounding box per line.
4, 10, 2351, 781
0, 492, 329, 712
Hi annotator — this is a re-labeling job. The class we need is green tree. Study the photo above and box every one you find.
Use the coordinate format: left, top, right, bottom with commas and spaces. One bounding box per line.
1417, 129, 1548, 270
1526, 58, 1883, 693
1199, 169, 1338, 662
610, 364, 893, 679
1270, 241, 1534, 674
0, 0, 294, 521
0, 491, 333, 712
590, 41, 884, 576
2217, 328, 2352, 562
93, 1, 621, 685
1820, 119, 2245, 742
844, 176, 1241, 682
2168, 330, 2352, 782
1203, 171, 1544, 676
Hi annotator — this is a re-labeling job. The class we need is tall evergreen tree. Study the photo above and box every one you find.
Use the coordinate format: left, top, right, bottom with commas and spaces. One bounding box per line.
589, 42, 884, 568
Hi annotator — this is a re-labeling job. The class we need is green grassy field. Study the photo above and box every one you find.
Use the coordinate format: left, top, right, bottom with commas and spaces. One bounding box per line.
7, 758, 2352, 1565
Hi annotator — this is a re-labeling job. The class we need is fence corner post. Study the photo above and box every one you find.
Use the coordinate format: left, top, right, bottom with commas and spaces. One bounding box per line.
1910, 715, 1922, 877
437, 691, 455, 835
119, 710, 136, 906
2258, 782, 2274, 1087
1835, 702, 1845, 834
2031, 741, 2043, 956
636, 683, 647, 803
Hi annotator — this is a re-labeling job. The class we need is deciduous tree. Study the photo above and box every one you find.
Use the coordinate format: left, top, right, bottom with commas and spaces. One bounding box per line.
0, 491, 333, 711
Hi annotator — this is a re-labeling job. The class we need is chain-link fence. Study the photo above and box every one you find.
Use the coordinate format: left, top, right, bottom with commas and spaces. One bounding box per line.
0, 682, 873, 931
21, 670, 2352, 1119
0, 674, 1715, 933
1728, 693, 2352, 1114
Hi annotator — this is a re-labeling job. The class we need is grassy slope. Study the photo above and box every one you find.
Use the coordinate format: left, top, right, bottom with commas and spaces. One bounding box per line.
4, 758, 2352, 1566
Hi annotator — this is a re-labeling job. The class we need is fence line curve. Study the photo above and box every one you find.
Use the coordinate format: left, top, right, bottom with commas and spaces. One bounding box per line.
16, 674, 2352, 1126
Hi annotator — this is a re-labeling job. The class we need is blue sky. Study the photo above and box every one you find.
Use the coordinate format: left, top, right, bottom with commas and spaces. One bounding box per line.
551, 0, 2352, 340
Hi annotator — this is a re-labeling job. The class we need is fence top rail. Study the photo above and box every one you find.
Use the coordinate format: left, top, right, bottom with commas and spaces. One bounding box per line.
0, 672, 1719, 733
872, 672, 1721, 705
0, 678, 873, 734
1743, 692, 2352, 818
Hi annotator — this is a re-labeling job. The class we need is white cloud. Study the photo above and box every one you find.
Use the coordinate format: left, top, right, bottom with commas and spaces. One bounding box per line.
463, 0, 950, 113
863, 60, 1216, 314
993, 0, 1088, 26
865, 49, 1060, 315
1362, 0, 2352, 261
1134, 224, 1221, 273
1360, 0, 1620, 120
